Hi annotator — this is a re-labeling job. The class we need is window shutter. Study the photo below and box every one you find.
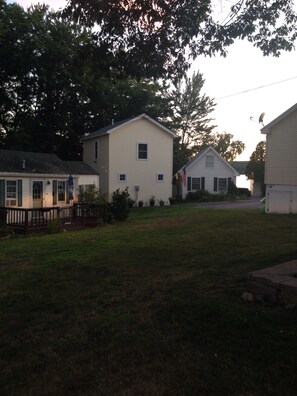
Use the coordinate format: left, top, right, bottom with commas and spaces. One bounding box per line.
0, 180, 5, 206
187, 177, 192, 192
201, 177, 205, 190
52, 180, 57, 205
213, 177, 218, 192
17, 180, 22, 207
66, 180, 70, 204
227, 177, 232, 193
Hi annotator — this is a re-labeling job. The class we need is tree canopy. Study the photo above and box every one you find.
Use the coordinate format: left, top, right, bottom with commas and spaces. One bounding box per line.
245, 140, 266, 195
63, 0, 297, 79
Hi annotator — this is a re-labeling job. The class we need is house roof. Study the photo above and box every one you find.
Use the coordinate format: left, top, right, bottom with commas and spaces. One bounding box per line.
231, 161, 249, 175
64, 161, 98, 175
177, 146, 240, 176
80, 113, 176, 141
261, 102, 297, 134
0, 149, 97, 175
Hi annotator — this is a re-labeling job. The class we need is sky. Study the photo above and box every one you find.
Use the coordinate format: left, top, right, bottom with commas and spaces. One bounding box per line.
8, 0, 297, 164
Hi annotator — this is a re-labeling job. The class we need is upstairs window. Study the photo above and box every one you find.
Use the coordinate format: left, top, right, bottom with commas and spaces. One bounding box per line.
206, 155, 214, 168
137, 143, 148, 160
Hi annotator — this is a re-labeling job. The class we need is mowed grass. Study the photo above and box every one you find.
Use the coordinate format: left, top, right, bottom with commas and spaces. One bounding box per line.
1, 206, 297, 396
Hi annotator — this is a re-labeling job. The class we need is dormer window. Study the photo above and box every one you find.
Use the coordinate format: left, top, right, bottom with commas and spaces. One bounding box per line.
206, 155, 214, 168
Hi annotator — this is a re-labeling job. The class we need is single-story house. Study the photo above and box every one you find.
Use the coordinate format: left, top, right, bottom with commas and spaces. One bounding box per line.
81, 114, 176, 205
0, 149, 99, 209
176, 146, 240, 199
261, 103, 297, 213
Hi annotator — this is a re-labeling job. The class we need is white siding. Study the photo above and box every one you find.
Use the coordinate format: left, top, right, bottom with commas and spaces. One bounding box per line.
181, 149, 238, 199
266, 185, 297, 214
265, 110, 297, 185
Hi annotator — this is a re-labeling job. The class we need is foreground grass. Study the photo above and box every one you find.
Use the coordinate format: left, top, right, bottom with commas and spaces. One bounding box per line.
1, 206, 297, 396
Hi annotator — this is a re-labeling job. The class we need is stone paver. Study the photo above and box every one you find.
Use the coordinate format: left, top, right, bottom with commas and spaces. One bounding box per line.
247, 260, 297, 304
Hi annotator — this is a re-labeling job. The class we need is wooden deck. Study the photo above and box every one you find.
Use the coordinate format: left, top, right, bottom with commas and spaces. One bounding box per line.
0, 203, 108, 235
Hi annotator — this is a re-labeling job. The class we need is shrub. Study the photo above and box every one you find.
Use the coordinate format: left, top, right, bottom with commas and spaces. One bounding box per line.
110, 188, 130, 221
186, 190, 210, 202
78, 185, 107, 204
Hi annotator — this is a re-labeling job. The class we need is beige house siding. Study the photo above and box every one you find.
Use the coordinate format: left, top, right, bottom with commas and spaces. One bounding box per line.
265, 110, 297, 185
108, 118, 173, 203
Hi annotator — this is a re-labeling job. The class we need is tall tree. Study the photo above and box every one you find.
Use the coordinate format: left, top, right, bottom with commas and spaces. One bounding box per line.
63, 0, 297, 79
208, 132, 245, 162
245, 140, 266, 195
165, 72, 245, 172
0, 1, 170, 159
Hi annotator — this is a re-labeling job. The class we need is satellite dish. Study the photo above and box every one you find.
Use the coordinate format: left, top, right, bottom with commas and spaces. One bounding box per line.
259, 112, 265, 125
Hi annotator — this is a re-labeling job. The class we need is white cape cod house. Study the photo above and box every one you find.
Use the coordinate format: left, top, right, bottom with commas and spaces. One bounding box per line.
261, 103, 297, 214
0, 150, 99, 209
81, 114, 176, 205
176, 146, 240, 199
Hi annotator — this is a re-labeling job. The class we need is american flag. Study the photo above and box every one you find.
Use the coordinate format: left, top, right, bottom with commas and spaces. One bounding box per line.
179, 166, 186, 186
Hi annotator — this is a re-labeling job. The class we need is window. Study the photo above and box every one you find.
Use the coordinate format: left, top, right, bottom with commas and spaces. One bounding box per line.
192, 178, 201, 191
57, 181, 66, 202
218, 178, 227, 192
118, 173, 127, 182
94, 141, 98, 160
156, 173, 164, 182
137, 143, 148, 160
6, 181, 17, 206
206, 155, 214, 168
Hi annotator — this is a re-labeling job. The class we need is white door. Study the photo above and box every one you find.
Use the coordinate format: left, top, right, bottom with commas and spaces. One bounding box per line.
267, 190, 292, 214
32, 181, 43, 209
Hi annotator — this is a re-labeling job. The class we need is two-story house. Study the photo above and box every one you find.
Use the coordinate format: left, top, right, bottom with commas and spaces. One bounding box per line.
81, 114, 176, 205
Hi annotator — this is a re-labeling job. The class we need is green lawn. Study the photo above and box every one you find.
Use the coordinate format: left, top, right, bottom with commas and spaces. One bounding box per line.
1, 206, 297, 396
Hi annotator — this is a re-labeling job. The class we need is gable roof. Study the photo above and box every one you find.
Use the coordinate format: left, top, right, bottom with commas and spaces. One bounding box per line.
0, 149, 98, 175
231, 161, 249, 175
261, 103, 297, 134
81, 113, 176, 141
177, 146, 240, 176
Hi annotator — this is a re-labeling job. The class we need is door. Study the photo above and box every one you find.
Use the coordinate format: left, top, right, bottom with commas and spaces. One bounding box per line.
32, 181, 43, 208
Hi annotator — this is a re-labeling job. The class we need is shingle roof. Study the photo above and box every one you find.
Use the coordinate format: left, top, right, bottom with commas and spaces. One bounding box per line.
0, 150, 97, 175
231, 161, 249, 175
64, 161, 98, 175
80, 113, 176, 141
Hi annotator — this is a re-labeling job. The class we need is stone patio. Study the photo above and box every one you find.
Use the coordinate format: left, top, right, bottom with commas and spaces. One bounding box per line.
247, 260, 297, 305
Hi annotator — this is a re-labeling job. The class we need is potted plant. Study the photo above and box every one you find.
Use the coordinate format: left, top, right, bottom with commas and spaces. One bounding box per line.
149, 196, 155, 207
138, 200, 144, 207
169, 197, 176, 205
159, 199, 165, 206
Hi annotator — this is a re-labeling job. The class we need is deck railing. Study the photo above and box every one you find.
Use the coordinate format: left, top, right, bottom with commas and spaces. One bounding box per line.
0, 203, 107, 234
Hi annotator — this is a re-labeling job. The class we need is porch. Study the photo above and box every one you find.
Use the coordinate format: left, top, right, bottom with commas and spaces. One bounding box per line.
0, 203, 108, 235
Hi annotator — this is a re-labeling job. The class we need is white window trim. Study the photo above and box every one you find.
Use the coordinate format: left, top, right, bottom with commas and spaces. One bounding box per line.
6, 180, 17, 207
218, 177, 227, 192
57, 180, 66, 202
156, 173, 164, 182
137, 142, 148, 160
118, 173, 127, 183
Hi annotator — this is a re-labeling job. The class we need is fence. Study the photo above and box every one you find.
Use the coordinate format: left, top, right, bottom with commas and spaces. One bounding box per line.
0, 203, 107, 235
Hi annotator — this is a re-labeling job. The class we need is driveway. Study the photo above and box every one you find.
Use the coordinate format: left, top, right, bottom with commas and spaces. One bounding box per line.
189, 197, 262, 209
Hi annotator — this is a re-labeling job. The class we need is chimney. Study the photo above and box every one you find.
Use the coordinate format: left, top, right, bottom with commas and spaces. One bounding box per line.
22, 160, 26, 170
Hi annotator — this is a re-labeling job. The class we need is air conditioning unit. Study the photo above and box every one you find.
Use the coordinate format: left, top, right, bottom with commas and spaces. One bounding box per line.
6, 199, 17, 207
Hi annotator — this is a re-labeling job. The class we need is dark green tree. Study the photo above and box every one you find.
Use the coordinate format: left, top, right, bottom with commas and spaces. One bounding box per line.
63, 0, 297, 79
245, 140, 266, 196
0, 1, 170, 158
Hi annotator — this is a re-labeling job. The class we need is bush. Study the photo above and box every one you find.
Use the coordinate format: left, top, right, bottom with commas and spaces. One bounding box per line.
237, 188, 251, 197
78, 185, 107, 204
110, 188, 130, 221
186, 190, 210, 202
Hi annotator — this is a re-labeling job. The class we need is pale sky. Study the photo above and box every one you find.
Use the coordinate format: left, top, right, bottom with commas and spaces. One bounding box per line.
8, 0, 297, 163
